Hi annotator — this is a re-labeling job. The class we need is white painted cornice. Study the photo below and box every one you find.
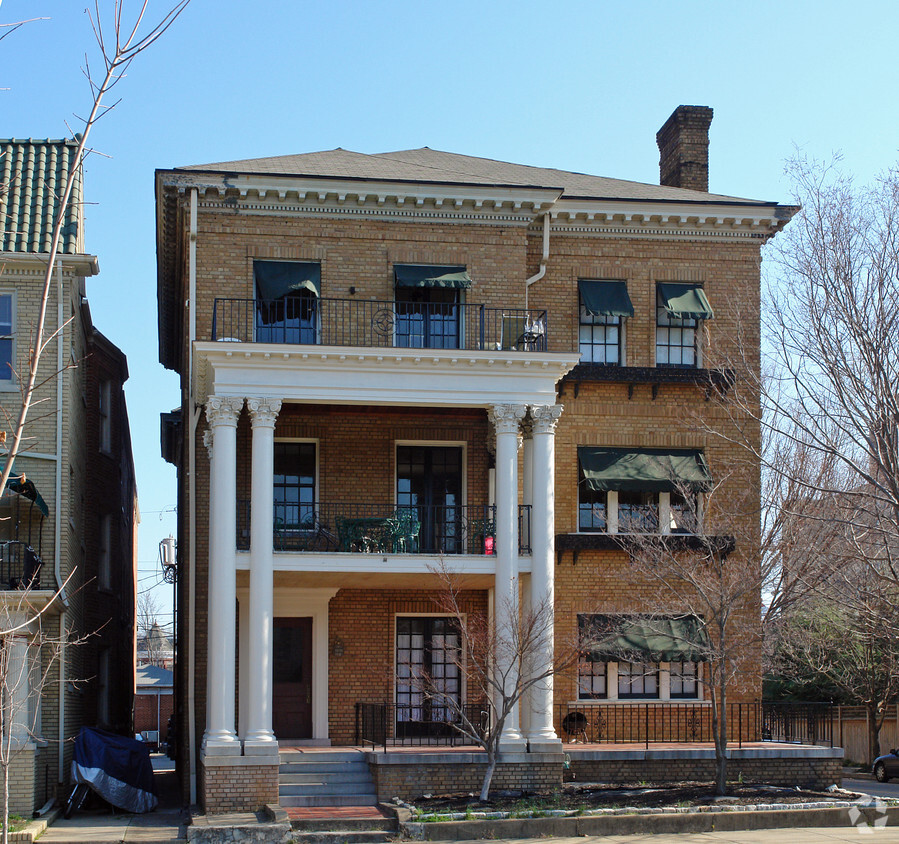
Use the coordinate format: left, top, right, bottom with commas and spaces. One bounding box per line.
542, 198, 795, 242
161, 171, 562, 227
193, 341, 579, 409
0, 252, 99, 276
235, 551, 532, 576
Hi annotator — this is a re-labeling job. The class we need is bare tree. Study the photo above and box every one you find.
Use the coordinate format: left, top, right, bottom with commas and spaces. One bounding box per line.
0, 0, 190, 493
401, 565, 579, 802
137, 591, 166, 667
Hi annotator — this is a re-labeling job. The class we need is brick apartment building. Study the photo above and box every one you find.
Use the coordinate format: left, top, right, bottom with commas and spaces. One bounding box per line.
156, 106, 796, 811
0, 138, 137, 814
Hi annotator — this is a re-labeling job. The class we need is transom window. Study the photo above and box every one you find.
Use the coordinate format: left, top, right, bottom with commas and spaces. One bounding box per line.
273, 442, 317, 528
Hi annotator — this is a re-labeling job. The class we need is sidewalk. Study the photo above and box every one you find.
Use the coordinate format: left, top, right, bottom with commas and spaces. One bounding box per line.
37, 755, 187, 844
446, 831, 899, 843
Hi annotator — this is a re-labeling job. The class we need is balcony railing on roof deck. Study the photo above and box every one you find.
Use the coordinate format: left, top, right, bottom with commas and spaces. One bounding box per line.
236, 501, 532, 555
212, 297, 550, 352
0, 541, 43, 590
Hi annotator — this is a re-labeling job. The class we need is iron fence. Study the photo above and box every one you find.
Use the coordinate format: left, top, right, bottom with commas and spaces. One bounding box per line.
0, 541, 43, 590
212, 297, 549, 353
355, 702, 490, 750
556, 701, 835, 749
237, 501, 531, 555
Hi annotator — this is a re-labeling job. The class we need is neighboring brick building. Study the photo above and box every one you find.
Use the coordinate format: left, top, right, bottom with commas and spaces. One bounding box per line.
0, 138, 137, 814
156, 106, 796, 811
135, 664, 174, 748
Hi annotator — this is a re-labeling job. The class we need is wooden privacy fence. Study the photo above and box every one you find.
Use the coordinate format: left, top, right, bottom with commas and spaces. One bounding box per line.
835, 705, 899, 766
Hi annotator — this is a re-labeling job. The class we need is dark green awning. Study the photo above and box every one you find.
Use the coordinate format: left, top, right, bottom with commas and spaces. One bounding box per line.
254, 261, 321, 299
1, 462, 49, 517
394, 264, 471, 289
584, 615, 709, 663
657, 283, 714, 320
578, 447, 712, 493
579, 280, 634, 318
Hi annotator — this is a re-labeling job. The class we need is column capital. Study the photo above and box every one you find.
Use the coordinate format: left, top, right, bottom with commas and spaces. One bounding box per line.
247, 397, 282, 428
492, 403, 527, 435
203, 430, 214, 460
205, 396, 243, 428
531, 403, 563, 434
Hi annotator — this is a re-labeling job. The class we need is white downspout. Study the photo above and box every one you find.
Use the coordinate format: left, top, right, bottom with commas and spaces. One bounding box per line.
524, 212, 552, 311
187, 188, 198, 804
55, 258, 65, 784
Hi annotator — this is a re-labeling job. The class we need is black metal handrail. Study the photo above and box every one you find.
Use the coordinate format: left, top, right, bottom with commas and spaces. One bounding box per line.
0, 541, 43, 590
212, 297, 550, 352
237, 501, 532, 555
355, 701, 490, 750
555, 701, 835, 748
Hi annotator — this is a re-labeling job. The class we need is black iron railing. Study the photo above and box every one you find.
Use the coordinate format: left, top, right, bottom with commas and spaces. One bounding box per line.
556, 701, 835, 748
212, 297, 550, 352
237, 501, 532, 555
355, 702, 490, 750
0, 541, 43, 590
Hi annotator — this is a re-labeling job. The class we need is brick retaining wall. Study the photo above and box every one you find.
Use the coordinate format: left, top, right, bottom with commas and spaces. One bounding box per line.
199, 758, 279, 813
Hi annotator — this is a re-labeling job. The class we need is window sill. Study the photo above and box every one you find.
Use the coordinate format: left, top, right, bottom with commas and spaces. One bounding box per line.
558, 364, 734, 400
556, 532, 735, 563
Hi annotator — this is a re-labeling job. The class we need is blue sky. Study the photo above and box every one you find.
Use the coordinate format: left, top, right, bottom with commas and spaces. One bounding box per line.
3, 0, 898, 627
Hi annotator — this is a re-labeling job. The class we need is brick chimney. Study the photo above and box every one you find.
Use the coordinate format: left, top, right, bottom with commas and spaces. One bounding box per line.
656, 105, 714, 192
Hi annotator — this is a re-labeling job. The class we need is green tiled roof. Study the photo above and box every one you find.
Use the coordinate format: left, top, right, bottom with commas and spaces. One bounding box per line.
1, 137, 84, 254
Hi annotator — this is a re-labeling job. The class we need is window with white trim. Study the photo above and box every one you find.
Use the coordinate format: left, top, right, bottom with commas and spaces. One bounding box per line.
0, 293, 15, 386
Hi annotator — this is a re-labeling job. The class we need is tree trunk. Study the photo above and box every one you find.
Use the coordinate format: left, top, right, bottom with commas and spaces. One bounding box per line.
869, 703, 883, 766
480, 753, 497, 802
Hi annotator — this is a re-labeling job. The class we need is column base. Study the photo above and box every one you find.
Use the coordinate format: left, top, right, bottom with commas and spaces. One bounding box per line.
243, 738, 280, 756
498, 736, 528, 752
528, 736, 563, 752
201, 732, 242, 757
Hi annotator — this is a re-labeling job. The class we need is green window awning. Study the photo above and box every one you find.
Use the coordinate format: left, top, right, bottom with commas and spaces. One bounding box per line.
254, 261, 321, 300
578, 447, 712, 493
583, 615, 709, 663
657, 283, 714, 320
394, 264, 471, 289
579, 280, 634, 318
1, 462, 49, 517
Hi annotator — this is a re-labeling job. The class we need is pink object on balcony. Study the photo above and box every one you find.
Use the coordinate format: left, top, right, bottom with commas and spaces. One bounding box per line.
484, 536, 494, 555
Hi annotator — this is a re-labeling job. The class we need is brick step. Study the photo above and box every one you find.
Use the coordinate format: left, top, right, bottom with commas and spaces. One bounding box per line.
290, 818, 395, 832
281, 770, 375, 785
280, 794, 379, 808
290, 832, 393, 844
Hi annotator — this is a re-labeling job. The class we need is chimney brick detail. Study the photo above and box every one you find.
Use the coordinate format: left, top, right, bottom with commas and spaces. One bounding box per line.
656, 105, 714, 193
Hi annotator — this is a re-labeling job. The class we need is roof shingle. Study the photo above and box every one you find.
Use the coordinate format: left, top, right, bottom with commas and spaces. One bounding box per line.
1, 138, 84, 254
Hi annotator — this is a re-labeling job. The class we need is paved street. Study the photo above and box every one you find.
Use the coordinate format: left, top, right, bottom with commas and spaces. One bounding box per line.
846, 776, 899, 800
449, 832, 899, 843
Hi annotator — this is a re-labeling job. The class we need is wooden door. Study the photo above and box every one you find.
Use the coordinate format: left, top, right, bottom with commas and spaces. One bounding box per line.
272, 617, 313, 739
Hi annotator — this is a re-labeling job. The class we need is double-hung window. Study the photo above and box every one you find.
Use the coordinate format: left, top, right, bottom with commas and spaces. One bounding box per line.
656, 283, 713, 368
0, 293, 14, 386
273, 441, 317, 530
578, 280, 633, 365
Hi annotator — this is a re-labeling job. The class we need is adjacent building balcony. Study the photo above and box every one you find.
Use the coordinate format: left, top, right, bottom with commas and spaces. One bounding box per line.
212, 296, 549, 353
236, 501, 532, 556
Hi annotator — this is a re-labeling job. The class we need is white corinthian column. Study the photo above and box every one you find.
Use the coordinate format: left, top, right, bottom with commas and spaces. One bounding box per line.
203, 396, 243, 752
245, 397, 282, 752
528, 403, 563, 749
492, 403, 527, 749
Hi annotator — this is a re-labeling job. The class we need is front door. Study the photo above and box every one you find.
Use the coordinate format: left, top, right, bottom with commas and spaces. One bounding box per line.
272, 617, 313, 739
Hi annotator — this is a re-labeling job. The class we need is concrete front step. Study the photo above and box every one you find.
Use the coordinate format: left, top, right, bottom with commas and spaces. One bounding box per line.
290, 818, 395, 833
280, 794, 380, 808
279, 749, 378, 807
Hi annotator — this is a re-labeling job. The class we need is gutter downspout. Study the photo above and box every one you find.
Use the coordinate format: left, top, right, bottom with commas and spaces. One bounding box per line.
524, 211, 552, 311
187, 188, 198, 805
55, 258, 66, 784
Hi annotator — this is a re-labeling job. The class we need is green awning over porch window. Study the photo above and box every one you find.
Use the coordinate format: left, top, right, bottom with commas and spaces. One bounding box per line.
394, 264, 472, 289
583, 615, 709, 663
254, 261, 321, 299
578, 447, 712, 493
657, 283, 714, 320
579, 280, 634, 318
1, 462, 49, 517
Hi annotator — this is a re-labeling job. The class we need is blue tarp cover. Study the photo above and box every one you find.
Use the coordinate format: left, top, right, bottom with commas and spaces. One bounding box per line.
72, 727, 157, 813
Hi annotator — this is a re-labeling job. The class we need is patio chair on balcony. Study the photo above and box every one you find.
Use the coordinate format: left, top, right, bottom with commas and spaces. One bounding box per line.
391, 509, 420, 553
500, 315, 546, 351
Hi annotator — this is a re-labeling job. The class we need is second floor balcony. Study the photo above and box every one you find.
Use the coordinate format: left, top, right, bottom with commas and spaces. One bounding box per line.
0, 541, 43, 590
212, 296, 549, 353
237, 501, 532, 557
